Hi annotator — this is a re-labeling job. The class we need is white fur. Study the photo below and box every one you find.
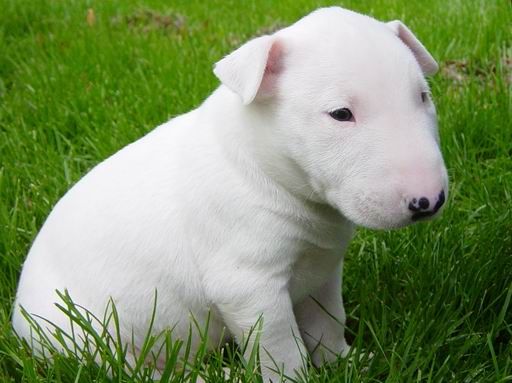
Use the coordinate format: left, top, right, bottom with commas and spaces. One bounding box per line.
13, 7, 448, 382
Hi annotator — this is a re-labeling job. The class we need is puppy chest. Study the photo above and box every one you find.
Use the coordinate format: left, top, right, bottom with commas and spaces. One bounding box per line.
288, 246, 344, 304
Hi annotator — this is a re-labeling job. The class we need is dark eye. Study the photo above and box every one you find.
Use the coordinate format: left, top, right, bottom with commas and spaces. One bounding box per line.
329, 108, 353, 122
421, 91, 430, 103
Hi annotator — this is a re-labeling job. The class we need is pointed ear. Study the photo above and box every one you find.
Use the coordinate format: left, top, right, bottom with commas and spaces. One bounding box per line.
387, 20, 438, 76
213, 35, 283, 105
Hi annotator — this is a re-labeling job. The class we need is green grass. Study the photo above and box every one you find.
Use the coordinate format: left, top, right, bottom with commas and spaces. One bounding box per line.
1, 0, 511, 381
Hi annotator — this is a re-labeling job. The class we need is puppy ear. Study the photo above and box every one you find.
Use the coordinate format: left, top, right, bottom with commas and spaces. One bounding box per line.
213, 35, 283, 105
387, 20, 438, 76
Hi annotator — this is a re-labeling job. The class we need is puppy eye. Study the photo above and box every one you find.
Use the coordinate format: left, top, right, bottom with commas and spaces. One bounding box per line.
329, 108, 354, 122
421, 91, 430, 103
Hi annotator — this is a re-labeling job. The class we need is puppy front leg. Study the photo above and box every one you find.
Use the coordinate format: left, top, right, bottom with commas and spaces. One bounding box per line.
218, 289, 307, 382
294, 263, 349, 366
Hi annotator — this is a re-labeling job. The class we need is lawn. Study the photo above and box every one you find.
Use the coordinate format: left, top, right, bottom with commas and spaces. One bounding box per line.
0, 0, 511, 381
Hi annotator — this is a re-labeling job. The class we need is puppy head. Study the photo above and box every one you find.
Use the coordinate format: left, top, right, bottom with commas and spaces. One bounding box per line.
214, 7, 448, 229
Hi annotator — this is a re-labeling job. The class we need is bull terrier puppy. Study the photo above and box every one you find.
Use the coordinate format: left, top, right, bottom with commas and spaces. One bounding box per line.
13, 6, 448, 382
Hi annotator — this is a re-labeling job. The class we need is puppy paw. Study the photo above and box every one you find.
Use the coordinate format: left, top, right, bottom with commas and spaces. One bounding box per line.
310, 339, 350, 366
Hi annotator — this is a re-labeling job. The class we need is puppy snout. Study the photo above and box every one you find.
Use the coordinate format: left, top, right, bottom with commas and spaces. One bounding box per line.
408, 190, 445, 221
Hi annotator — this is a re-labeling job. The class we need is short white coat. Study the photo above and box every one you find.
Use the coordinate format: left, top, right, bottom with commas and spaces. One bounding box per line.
13, 7, 447, 382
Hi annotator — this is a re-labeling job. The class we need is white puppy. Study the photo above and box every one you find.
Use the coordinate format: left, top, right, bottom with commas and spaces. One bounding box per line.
13, 6, 448, 382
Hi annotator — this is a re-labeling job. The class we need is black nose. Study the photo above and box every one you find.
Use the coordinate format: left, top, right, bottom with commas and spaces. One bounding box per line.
409, 190, 446, 221
418, 197, 430, 209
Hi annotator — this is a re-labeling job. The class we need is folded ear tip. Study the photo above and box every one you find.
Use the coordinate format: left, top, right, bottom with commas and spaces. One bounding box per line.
419, 51, 439, 76
386, 20, 401, 29
427, 61, 439, 76
213, 56, 228, 82
212, 35, 281, 105
386, 19, 439, 77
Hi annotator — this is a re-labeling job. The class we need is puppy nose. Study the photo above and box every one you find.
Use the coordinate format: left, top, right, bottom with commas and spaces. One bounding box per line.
408, 190, 445, 221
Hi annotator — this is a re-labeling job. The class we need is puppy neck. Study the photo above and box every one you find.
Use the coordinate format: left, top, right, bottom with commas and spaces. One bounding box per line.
203, 86, 326, 204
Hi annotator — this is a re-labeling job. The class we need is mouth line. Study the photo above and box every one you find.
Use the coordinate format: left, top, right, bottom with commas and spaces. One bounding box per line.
411, 210, 436, 221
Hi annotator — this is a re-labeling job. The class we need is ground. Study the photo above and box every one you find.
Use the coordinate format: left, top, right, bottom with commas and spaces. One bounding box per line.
0, 0, 511, 381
